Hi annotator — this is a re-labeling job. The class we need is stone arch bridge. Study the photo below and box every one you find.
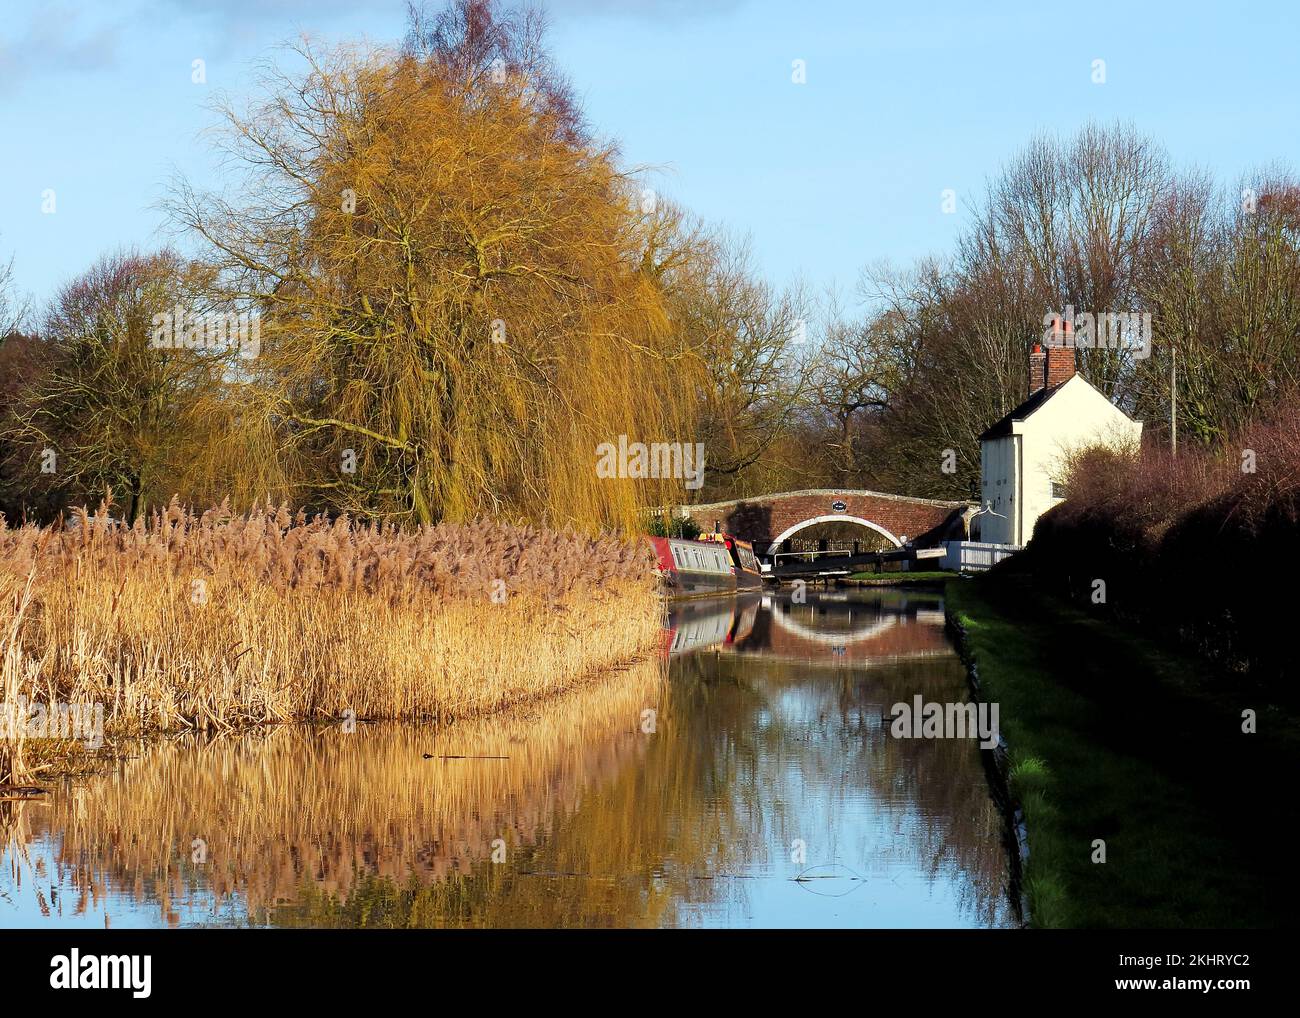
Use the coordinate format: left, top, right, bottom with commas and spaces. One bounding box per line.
676, 489, 970, 558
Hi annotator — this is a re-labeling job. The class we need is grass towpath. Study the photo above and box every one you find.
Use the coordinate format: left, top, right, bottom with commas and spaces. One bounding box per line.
843, 570, 957, 584
945, 571, 1296, 928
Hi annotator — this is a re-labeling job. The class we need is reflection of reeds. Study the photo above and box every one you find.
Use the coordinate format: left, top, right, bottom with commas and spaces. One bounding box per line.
2, 632, 1016, 928
0, 501, 659, 755
3, 655, 665, 925
0, 572, 36, 785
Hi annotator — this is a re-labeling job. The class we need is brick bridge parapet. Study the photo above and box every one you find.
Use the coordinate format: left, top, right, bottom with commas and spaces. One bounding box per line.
676, 489, 970, 556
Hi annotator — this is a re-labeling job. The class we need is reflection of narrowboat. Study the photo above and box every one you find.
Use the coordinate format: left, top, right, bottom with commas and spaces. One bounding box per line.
725, 593, 761, 644
660, 598, 735, 655
660, 592, 763, 655
647, 534, 764, 598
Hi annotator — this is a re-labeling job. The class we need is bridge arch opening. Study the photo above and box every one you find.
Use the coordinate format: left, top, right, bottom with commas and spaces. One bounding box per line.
766, 514, 904, 555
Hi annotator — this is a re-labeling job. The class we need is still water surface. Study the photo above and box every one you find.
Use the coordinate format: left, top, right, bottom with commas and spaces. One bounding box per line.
0, 589, 1016, 928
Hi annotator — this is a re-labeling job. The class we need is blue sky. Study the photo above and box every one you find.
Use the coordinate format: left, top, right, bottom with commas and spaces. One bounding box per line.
2, 0, 1298, 310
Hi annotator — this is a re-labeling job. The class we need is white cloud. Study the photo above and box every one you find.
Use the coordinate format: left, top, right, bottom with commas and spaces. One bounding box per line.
0, 6, 123, 91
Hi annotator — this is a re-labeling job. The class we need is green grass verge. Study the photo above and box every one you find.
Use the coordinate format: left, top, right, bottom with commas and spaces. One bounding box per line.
945, 571, 1296, 929
844, 570, 958, 584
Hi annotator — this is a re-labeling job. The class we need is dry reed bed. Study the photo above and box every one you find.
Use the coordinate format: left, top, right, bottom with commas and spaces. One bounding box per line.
0, 501, 660, 783
2, 655, 663, 923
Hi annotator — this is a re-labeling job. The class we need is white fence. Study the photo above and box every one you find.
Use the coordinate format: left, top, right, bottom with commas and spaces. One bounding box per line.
940, 541, 1022, 573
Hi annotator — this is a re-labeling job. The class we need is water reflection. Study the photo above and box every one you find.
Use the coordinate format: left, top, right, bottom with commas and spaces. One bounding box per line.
0, 590, 1016, 928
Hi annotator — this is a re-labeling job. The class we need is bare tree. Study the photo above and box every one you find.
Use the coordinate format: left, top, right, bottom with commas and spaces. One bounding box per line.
0, 249, 27, 340
4, 250, 224, 523
656, 222, 812, 498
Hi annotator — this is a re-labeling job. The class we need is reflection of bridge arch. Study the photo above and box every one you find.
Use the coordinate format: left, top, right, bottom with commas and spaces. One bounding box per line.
768, 605, 898, 647
664, 595, 954, 663
768, 513, 903, 552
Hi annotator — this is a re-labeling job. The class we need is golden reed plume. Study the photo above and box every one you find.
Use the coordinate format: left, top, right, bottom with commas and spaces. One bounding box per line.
0, 498, 661, 783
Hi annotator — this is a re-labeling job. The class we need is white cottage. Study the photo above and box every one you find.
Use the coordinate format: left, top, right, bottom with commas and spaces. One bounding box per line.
976, 342, 1141, 546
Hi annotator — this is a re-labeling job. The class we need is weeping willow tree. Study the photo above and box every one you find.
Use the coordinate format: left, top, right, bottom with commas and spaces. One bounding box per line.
168, 0, 703, 530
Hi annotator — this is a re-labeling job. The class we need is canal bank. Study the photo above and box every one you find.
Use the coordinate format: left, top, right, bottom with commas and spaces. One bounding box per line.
761, 572, 957, 593
842, 571, 956, 588
944, 570, 1297, 928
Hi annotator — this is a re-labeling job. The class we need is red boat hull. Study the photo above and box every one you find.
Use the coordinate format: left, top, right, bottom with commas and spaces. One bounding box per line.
647, 535, 764, 598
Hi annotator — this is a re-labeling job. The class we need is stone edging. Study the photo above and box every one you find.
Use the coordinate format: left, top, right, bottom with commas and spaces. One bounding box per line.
944, 602, 1032, 928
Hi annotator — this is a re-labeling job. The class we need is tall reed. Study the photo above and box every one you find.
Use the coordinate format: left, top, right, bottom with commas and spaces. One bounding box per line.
0, 500, 660, 776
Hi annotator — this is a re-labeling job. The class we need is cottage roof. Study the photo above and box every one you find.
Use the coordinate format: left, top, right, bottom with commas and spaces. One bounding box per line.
978, 382, 1068, 441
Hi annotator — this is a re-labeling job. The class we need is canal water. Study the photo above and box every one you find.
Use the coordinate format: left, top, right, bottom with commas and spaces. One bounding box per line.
0, 589, 1016, 928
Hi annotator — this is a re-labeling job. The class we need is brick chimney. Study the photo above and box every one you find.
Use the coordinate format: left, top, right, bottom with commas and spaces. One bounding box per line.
1046, 344, 1076, 388
1028, 343, 1046, 397
1030, 314, 1077, 396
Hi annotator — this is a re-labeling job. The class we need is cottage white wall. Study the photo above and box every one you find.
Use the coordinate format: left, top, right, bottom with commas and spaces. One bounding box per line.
1011, 376, 1142, 544
979, 436, 1015, 545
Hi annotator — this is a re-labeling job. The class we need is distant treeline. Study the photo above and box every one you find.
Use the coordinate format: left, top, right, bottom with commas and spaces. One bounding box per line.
791, 123, 1300, 503
1, 1, 1298, 529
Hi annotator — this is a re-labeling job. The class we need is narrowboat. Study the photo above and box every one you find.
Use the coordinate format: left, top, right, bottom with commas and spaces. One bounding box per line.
647, 534, 765, 598
701, 533, 765, 592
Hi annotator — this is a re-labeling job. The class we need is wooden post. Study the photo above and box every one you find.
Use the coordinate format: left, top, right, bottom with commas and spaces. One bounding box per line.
1171, 347, 1178, 457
